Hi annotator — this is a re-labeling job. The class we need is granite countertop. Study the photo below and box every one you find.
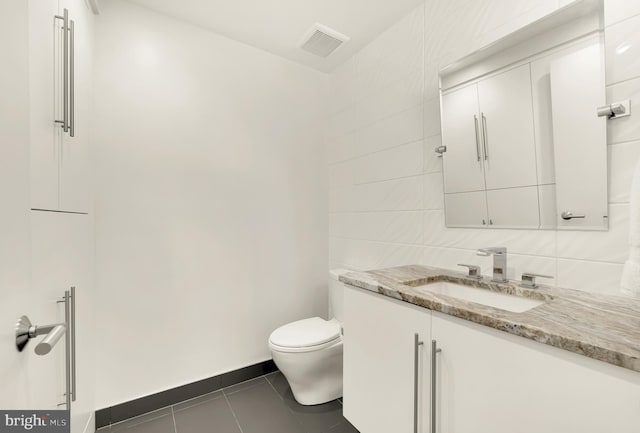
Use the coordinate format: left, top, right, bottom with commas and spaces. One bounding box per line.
339, 265, 640, 373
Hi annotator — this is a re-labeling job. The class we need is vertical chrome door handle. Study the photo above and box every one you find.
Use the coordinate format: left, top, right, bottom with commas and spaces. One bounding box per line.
431, 340, 442, 433
473, 115, 481, 161
63, 290, 71, 408
414, 333, 424, 433
70, 287, 76, 401
481, 113, 488, 160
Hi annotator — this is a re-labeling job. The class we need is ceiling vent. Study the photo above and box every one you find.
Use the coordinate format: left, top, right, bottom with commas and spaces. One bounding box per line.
299, 23, 349, 58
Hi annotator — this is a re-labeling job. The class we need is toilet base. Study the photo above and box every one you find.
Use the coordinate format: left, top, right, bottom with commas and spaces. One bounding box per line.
270, 340, 343, 405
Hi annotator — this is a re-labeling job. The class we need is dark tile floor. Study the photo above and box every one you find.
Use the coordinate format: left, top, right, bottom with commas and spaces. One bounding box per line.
97, 371, 359, 433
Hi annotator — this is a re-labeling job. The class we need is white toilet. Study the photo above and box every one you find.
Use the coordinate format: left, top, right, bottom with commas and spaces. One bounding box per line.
268, 269, 349, 405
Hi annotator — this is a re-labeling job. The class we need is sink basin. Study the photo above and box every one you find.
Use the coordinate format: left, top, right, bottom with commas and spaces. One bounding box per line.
416, 281, 545, 313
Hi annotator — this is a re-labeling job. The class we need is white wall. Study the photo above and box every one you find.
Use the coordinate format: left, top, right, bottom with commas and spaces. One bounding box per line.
328, 0, 640, 296
93, 0, 328, 407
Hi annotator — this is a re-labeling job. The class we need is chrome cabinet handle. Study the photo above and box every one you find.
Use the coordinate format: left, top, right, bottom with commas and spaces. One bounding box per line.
54, 10, 69, 132
431, 340, 442, 433
54, 9, 74, 138
561, 211, 586, 220
481, 113, 488, 160
70, 19, 75, 138
414, 333, 424, 433
473, 115, 481, 161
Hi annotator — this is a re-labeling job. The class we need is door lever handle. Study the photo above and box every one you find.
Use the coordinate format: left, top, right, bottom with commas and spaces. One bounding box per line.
561, 211, 585, 220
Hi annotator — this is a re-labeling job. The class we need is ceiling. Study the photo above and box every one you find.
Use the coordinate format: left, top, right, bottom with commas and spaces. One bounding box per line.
124, 0, 425, 73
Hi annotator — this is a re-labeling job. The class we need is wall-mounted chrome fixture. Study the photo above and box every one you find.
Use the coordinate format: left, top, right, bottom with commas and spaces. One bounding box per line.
435, 145, 447, 157
597, 100, 631, 119
15, 287, 77, 408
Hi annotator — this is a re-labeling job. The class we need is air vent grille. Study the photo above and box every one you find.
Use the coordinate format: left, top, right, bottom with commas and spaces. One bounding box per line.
299, 24, 349, 58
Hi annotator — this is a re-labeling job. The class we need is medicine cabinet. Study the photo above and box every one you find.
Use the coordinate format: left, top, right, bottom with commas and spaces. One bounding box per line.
439, 0, 607, 230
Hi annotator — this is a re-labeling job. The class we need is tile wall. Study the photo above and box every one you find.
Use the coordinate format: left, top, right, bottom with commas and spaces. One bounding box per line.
327, 0, 640, 295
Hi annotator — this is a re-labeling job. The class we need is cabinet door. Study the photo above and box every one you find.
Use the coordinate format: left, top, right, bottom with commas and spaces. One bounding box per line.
444, 191, 488, 228
30, 0, 91, 213
432, 311, 640, 433
31, 211, 95, 433
477, 64, 537, 190
343, 286, 431, 433
29, 0, 61, 211
59, 0, 92, 213
441, 84, 485, 194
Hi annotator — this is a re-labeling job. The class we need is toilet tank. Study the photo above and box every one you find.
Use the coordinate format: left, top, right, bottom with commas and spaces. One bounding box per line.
329, 268, 351, 323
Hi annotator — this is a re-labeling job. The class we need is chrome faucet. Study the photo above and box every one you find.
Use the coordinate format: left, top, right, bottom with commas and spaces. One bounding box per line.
477, 247, 508, 283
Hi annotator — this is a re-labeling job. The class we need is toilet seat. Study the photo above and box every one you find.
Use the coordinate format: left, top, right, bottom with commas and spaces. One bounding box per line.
269, 317, 341, 353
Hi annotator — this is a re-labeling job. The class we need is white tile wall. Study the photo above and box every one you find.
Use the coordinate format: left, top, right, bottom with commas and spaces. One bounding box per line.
328, 0, 640, 295
605, 14, 640, 85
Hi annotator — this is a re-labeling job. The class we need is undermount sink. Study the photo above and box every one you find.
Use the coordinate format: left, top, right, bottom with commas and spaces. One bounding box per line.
416, 281, 545, 313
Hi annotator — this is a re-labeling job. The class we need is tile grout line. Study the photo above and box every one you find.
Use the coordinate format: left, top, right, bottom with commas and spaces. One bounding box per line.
222, 390, 246, 433
263, 373, 309, 430
223, 378, 268, 396
263, 373, 286, 403
170, 406, 178, 433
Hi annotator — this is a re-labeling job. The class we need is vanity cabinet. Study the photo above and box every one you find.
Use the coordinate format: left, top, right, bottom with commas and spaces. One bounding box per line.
432, 311, 640, 433
29, 0, 92, 213
441, 64, 540, 228
343, 285, 432, 433
343, 285, 640, 433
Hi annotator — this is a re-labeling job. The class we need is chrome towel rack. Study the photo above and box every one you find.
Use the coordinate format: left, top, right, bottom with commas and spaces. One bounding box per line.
15, 287, 77, 408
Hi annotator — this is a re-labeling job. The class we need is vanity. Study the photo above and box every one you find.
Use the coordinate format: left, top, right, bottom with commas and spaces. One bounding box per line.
341, 265, 640, 433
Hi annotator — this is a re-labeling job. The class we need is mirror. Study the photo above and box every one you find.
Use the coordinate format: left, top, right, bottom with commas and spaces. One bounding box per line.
438, 0, 607, 231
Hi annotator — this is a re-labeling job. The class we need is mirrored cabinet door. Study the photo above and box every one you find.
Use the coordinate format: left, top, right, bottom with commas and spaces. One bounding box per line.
441, 84, 485, 194
477, 64, 537, 191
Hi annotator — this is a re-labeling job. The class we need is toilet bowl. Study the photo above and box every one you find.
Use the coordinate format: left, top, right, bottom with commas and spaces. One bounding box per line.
269, 317, 343, 405
268, 269, 350, 405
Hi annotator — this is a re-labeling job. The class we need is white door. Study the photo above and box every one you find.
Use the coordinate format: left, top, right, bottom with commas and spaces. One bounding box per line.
477, 64, 538, 190
441, 84, 486, 194
343, 286, 432, 433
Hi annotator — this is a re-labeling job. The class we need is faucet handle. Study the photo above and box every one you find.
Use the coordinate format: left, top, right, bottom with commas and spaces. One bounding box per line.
521, 272, 552, 289
458, 264, 482, 280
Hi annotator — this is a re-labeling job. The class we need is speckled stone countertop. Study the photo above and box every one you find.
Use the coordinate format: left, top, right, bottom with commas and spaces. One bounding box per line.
339, 265, 640, 373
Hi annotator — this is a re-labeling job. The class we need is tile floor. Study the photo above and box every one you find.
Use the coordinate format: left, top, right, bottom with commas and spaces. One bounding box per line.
97, 371, 359, 433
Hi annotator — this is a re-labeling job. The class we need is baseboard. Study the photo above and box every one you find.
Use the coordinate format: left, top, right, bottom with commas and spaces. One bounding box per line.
95, 359, 277, 429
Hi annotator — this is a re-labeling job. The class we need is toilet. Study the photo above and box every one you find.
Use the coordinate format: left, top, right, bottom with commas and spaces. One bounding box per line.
268, 269, 349, 405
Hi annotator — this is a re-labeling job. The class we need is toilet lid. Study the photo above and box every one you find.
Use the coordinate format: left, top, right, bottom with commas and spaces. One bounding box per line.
269, 317, 340, 348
